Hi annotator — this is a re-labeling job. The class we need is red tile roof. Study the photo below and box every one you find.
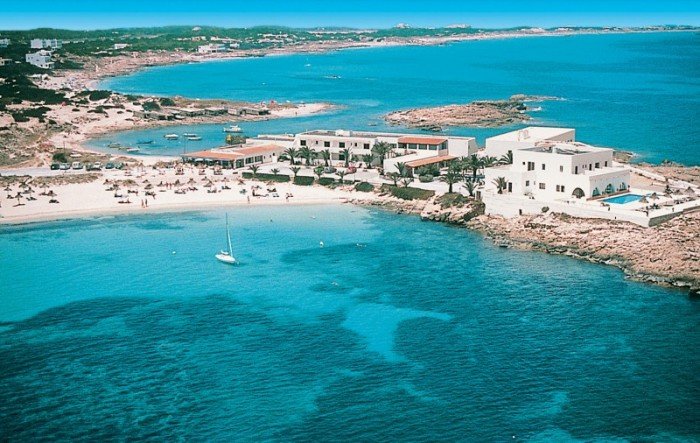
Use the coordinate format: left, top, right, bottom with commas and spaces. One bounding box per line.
398, 136, 448, 145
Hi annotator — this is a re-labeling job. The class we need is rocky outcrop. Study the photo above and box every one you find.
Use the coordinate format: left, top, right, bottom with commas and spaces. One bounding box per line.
384, 95, 558, 129
350, 192, 699, 295
467, 211, 700, 294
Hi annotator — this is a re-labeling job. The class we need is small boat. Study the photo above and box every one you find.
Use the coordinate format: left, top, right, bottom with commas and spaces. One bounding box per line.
215, 214, 237, 265
186, 135, 202, 141
164, 134, 179, 140
223, 125, 242, 133
107, 142, 121, 149
125, 147, 140, 153
137, 139, 154, 144
182, 133, 197, 137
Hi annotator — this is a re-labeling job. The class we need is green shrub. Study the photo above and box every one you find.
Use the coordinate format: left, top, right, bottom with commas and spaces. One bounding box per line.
293, 176, 314, 186
354, 182, 374, 192
437, 192, 468, 208
418, 174, 433, 183
380, 184, 435, 200
159, 97, 176, 106
142, 101, 161, 111
87, 90, 111, 101
241, 172, 290, 182
541, 206, 549, 213
52, 152, 68, 163
318, 177, 335, 186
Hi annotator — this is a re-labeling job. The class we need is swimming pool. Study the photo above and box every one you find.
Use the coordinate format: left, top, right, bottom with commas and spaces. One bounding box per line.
603, 194, 644, 204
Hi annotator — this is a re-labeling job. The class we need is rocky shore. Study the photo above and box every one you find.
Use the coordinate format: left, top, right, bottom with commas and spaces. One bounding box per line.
384, 95, 558, 130
352, 194, 700, 295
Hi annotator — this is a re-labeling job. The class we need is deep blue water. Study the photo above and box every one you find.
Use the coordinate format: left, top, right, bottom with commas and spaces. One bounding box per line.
97, 32, 700, 165
1, 205, 699, 440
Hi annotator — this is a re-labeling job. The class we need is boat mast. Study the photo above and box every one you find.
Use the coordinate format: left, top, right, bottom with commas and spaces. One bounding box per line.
226, 214, 233, 256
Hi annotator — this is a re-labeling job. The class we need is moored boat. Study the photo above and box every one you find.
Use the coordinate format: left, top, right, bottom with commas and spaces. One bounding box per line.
164, 134, 179, 140
223, 125, 242, 133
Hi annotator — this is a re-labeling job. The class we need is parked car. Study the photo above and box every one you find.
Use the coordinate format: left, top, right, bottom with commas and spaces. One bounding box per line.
114, 162, 124, 170
50, 163, 60, 170
71, 161, 83, 170
105, 162, 115, 169
347, 166, 358, 174
59, 163, 71, 170
87, 162, 102, 171
323, 166, 337, 173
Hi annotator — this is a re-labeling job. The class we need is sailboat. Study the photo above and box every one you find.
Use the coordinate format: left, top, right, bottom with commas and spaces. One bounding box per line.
215, 214, 236, 264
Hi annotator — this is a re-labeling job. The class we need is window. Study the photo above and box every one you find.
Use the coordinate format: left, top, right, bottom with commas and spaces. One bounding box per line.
300, 139, 307, 146
364, 143, 370, 149
324, 141, 330, 148
605, 161, 608, 167
539, 183, 546, 190
339, 142, 345, 148
525, 180, 530, 186
556, 185, 566, 192
595, 162, 600, 169
541, 164, 546, 170
575, 166, 579, 174
559, 165, 563, 172
527, 162, 535, 171
254, 156, 263, 163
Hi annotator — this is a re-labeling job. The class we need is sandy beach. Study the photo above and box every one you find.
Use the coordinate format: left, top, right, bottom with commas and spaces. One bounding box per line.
0, 165, 378, 225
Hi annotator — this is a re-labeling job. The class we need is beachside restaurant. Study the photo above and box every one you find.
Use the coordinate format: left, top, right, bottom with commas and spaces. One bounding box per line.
404, 155, 457, 176
181, 145, 283, 169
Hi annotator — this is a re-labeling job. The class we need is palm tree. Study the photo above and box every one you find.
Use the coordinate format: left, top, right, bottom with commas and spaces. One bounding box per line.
271, 168, 280, 176
499, 151, 513, 165
337, 170, 346, 184
467, 154, 482, 182
320, 149, 331, 167
464, 180, 476, 197
314, 166, 324, 181
481, 155, 498, 168
395, 162, 408, 179
440, 168, 460, 193
299, 146, 314, 166
284, 147, 298, 165
492, 176, 507, 194
340, 147, 352, 168
250, 164, 259, 179
387, 172, 400, 187
291, 166, 301, 179
362, 154, 374, 169
372, 142, 393, 165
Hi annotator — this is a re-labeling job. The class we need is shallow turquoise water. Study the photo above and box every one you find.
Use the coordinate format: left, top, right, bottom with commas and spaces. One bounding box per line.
603, 194, 644, 204
1, 205, 698, 440
99, 32, 700, 165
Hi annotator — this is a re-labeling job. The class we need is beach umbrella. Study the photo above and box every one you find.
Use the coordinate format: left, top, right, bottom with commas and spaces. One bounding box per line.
145, 183, 154, 190
174, 179, 181, 186
188, 178, 196, 185
47, 190, 56, 197
142, 179, 150, 184
204, 181, 213, 188
685, 186, 696, 195
103, 179, 111, 185
639, 196, 649, 203
3, 185, 11, 191
157, 181, 165, 187
650, 192, 659, 200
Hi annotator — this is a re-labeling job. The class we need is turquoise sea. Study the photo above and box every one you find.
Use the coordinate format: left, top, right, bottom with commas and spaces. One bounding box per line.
96, 32, 700, 165
1, 205, 699, 440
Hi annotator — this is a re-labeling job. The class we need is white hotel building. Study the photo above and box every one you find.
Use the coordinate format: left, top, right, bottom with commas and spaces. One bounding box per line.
484, 126, 576, 158
484, 141, 630, 201
292, 129, 477, 173
30, 38, 62, 49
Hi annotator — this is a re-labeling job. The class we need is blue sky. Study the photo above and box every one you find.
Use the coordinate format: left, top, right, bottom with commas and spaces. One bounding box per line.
1, 0, 698, 30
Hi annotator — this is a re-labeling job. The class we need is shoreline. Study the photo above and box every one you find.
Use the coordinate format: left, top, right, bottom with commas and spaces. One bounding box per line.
79, 29, 694, 93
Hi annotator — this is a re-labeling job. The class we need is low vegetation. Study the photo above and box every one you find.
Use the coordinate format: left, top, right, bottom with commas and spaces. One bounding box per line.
380, 184, 435, 200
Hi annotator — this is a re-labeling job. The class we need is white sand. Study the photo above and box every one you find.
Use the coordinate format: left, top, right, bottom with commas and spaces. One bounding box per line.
0, 167, 378, 225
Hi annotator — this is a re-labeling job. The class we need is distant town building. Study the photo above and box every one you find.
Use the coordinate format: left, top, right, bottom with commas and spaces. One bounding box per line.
0, 58, 12, 66
197, 43, 228, 54
395, 23, 410, 29
30, 38, 62, 49
25, 50, 54, 69
0, 38, 10, 48
113, 43, 129, 50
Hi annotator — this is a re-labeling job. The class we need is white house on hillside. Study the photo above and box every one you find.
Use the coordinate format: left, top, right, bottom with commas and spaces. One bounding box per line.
484, 141, 630, 201
25, 50, 54, 69
0, 38, 10, 48
484, 126, 575, 158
